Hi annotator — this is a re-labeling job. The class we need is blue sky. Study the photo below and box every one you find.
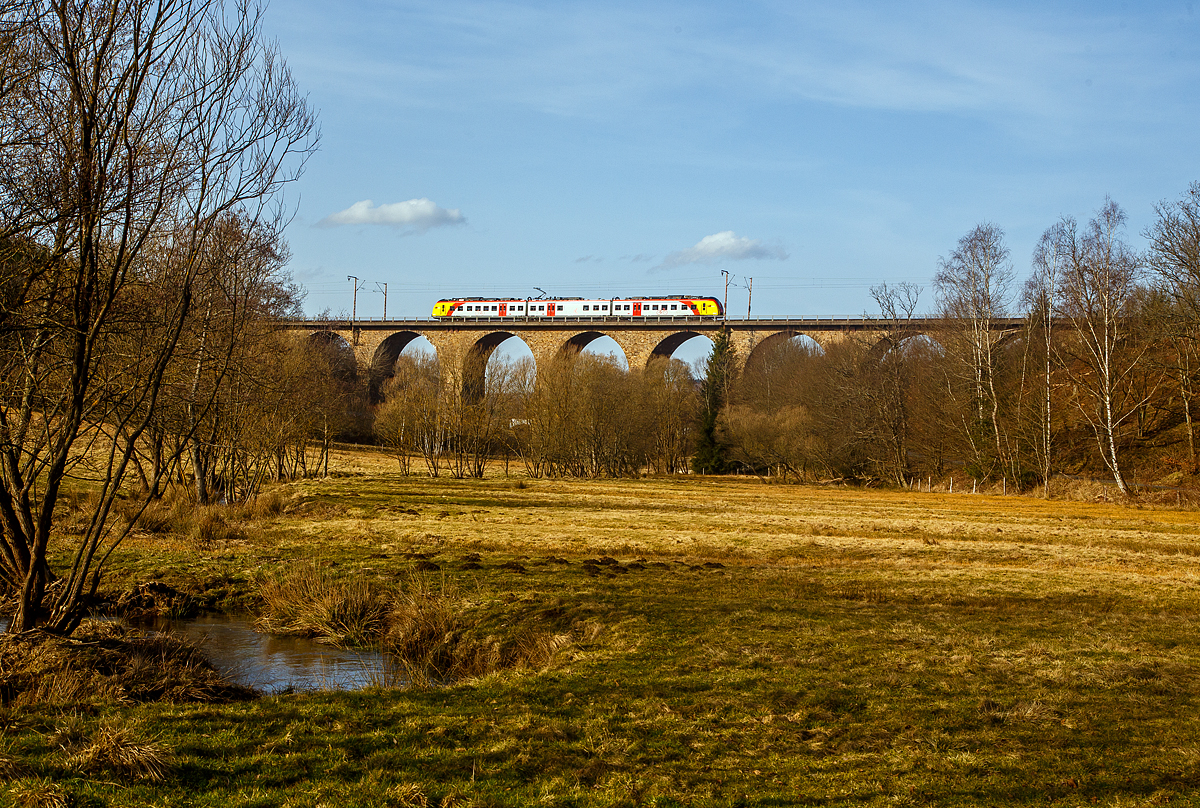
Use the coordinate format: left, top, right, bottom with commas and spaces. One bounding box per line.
266, 0, 1200, 324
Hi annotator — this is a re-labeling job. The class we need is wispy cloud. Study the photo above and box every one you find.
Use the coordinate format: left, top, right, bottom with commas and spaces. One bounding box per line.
318, 199, 465, 232
287, 2, 1186, 129
656, 231, 787, 270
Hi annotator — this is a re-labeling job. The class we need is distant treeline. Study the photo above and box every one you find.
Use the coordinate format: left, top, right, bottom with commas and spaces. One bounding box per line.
372, 189, 1200, 494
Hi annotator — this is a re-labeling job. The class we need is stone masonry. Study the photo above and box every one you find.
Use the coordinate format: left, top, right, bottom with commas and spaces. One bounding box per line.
293, 316, 1024, 396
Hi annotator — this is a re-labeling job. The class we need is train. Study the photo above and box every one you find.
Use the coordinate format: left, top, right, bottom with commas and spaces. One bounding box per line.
431, 295, 723, 319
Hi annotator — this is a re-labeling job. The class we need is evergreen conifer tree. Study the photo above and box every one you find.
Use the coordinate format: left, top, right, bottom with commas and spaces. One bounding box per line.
693, 329, 735, 474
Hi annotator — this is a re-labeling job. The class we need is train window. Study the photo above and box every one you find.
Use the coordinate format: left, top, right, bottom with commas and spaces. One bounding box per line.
602, 305, 608, 310
671, 305, 678, 310
583, 305, 589, 311
623, 305, 630, 310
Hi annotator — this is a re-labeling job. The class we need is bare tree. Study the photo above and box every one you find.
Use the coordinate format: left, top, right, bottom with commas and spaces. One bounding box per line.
1026, 217, 1074, 493
868, 282, 922, 484
0, 0, 317, 634
378, 352, 446, 477
934, 223, 1015, 480
1055, 199, 1152, 495
1145, 182, 1200, 469
643, 357, 697, 474
1146, 183, 1200, 316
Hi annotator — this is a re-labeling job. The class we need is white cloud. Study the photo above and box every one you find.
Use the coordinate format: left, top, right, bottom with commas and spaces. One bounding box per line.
318, 199, 465, 232
656, 231, 787, 270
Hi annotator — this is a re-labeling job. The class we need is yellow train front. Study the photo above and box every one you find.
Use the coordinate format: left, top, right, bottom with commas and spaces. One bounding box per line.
432, 295, 723, 318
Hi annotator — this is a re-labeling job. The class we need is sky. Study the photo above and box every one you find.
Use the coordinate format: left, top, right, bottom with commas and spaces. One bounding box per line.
264, 0, 1200, 330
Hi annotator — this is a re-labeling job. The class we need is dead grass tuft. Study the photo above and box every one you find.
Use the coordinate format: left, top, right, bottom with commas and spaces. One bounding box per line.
382, 578, 584, 686
0, 746, 25, 780
256, 564, 390, 647
49, 713, 88, 752
5, 778, 68, 808
66, 722, 174, 782
190, 507, 245, 549
245, 488, 288, 519
384, 577, 464, 684
386, 783, 429, 807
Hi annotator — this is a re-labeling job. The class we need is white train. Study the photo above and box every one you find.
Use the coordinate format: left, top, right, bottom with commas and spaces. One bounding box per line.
432, 295, 723, 318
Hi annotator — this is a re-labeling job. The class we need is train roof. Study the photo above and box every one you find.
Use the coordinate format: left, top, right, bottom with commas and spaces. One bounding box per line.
437, 294, 716, 301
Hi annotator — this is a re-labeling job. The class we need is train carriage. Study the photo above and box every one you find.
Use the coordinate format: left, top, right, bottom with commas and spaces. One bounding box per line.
432, 295, 723, 319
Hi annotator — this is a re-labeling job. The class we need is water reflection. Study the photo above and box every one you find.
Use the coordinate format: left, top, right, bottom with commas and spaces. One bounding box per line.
151, 615, 390, 693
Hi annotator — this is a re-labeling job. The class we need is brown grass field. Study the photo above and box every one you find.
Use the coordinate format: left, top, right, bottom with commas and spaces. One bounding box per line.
7, 449, 1200, 806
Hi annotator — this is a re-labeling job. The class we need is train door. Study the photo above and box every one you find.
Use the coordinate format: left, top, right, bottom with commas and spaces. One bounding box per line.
499, 302, 507, 316
633, 301, 642, 316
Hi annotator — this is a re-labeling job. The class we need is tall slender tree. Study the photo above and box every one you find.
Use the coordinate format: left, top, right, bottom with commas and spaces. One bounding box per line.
1056, 199, 1151, 495
1026, 217, 1074, 493
934, 223, 1015, 480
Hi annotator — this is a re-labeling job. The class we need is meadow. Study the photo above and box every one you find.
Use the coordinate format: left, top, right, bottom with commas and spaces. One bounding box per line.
6, 450, 1200, 807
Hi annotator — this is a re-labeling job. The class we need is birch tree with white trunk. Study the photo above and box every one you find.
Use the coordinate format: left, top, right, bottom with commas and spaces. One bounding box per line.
1056, 199, 1152, 495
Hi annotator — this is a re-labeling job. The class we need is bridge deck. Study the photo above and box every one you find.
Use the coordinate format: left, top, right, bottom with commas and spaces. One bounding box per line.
292, 316, 1027, 331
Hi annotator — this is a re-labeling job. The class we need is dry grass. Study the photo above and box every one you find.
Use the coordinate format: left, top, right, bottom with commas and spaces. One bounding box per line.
189, 507, 245, 549
0, 746, 25, 780
5, 778, 68, 808
255, 563, 390, 646
65, 722, 174, 782
277, 471, 1200, 588
253, 566, 580, 682
0, 622, 250, 707
27, 453, 1200, 805
383, 576, 577, 685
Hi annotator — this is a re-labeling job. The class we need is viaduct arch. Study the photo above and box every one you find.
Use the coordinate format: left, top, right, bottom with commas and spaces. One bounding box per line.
292, 316, 1026, 400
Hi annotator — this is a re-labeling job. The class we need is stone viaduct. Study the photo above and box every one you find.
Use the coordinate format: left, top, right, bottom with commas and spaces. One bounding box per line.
289, 314, 1027, 398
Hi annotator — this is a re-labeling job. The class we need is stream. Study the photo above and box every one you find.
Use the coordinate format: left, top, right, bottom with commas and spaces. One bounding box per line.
1, 614, 391, 694
149, 615, 391, 693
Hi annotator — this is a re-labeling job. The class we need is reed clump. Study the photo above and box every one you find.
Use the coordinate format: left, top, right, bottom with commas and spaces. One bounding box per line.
384, 579, 587, 686
255, 564, 390, 647
254, 566, 584, 684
